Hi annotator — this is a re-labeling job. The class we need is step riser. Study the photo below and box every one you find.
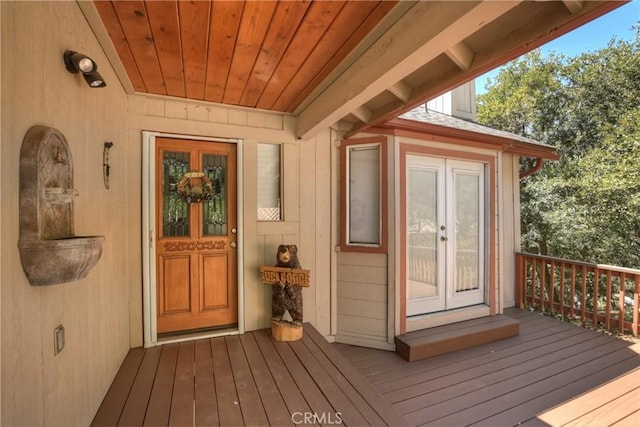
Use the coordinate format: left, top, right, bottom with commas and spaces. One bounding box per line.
396, 316, 520, 362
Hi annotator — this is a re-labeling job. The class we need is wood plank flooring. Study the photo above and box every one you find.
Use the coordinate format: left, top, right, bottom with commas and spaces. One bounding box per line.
336, 308, 640, 427
92, 324, 408, 427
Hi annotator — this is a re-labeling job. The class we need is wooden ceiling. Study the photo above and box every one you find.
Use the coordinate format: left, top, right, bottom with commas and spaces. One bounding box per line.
92, 0, 397, 113
87, 1, 625, 139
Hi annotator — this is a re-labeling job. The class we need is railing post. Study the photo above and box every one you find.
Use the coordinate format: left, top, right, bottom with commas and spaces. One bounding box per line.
605, 270, 612, 330
515, 253, 523, 309
532, 258, 537, 308
560, 262, 566, 319
540, 259, 547, 312
634, 275, 640, 337
619, 273, 626, 335
581, 265, 587, 327
570, 265, 576, 320
550, 260, 556, 314
515, 253, 640, 337
593, 267, 600, 328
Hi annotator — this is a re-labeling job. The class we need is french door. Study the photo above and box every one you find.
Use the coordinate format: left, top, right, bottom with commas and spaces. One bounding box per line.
405, 154, 486, 316
155, 137, 237, 334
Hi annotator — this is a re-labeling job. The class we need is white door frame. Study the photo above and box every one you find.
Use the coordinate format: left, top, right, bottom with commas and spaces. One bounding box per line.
142, 131, 244, 347
404, 153, 488, 316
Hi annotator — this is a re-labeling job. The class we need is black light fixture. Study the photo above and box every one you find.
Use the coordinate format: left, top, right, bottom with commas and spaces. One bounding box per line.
63, 50, 107, 88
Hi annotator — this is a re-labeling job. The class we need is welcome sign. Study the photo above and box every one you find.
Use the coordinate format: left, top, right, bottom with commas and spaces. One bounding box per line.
260, 266, 310, 287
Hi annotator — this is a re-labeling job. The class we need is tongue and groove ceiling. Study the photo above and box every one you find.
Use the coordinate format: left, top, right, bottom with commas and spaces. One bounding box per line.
86, 0, 624, 139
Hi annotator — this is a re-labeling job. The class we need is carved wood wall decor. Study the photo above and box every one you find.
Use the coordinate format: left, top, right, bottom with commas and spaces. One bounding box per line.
163, 240, 226, 252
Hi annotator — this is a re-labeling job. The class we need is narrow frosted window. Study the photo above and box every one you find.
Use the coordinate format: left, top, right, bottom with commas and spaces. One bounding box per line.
348, 145, 380, 245
257, 143, 282, 221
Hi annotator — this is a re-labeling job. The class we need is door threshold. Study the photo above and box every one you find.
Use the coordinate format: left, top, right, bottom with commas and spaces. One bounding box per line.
151, 325, 240, 347
406, 305, 490, 332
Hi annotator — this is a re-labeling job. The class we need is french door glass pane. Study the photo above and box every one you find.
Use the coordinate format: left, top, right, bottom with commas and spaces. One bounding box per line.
407, 168, 438, 299
348, 146, 380, 244
454, 173, 480, 292
162, 151, 190, 237
202, 154, 227, 236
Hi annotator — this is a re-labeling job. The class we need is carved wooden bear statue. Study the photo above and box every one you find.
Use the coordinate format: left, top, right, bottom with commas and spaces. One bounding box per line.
272, 244, 303, 325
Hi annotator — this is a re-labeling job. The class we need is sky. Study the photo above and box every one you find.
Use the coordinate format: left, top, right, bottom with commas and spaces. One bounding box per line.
476, 0, 640, 94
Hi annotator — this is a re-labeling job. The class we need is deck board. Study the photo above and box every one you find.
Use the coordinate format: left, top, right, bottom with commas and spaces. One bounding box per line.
117, 346, 161, 426
239, 333, 292, 426
336, 308, 640, 427
92, 347, 144, 427
169, 342, 195, 426
252, 329, 314, 418
142, 343, 178, 426
210, 336, 244, 426
93, 311, 638, 427
289, 338, 368, 426
536, 366, 640, 427
92, 324, 406, 426
227, 335, 269, 426
194, 339, 218, 427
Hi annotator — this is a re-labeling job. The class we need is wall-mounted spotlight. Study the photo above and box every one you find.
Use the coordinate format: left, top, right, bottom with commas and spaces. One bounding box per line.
63, 50, 107, 88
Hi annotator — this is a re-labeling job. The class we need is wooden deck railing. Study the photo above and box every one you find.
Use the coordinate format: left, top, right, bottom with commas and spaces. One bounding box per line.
516, 252, 640, 337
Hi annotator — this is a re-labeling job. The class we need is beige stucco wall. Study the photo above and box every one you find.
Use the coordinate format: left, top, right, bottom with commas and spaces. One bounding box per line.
1, 2, 135, 425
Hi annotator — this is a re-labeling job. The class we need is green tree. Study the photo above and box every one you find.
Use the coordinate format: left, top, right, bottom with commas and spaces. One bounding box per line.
477, 35, 640, 268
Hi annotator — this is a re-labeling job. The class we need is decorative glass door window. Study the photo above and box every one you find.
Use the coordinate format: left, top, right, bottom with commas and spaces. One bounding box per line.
162, 151, 190, 237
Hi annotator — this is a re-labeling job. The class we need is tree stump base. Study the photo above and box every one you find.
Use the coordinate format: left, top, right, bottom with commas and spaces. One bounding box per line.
271, 320, 303, 341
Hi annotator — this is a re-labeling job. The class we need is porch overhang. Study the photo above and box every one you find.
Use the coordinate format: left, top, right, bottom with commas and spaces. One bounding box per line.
82, 1, 626, 140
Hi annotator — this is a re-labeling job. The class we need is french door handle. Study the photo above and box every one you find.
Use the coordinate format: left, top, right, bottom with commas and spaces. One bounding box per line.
440, 236, 448, 242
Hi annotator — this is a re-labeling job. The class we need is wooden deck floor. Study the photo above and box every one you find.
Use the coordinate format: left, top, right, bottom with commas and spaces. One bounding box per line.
335, 308, 640, 427
92, 324, 408, 427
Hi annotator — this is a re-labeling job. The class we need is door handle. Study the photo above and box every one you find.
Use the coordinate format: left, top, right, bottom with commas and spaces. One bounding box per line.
230, 241, 237, 248
440, 236, 448, 242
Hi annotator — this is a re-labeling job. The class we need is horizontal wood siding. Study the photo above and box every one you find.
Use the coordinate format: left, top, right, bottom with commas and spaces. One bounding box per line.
337, 252, 389, 345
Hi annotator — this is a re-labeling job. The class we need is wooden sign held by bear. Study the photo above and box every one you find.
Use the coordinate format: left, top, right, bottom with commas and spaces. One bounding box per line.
260, 244, 310, 341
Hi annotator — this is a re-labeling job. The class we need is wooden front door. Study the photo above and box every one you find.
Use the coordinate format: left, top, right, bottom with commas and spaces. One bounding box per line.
155, 137, 237, 334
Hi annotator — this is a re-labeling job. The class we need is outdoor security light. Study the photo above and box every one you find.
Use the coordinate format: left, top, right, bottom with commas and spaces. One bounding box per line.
63, 50, 107, 88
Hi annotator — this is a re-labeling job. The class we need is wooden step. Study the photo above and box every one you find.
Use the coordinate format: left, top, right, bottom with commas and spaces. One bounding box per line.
395, 315, 519, 362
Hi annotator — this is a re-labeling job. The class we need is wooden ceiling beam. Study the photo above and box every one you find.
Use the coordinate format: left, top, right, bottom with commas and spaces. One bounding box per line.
388, 81, 412, 103
563, 0, 584, 14
296, 1, 520, 139
446, 42, 474, 71
343, 0, 624, 138
352, 106, 373, 124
